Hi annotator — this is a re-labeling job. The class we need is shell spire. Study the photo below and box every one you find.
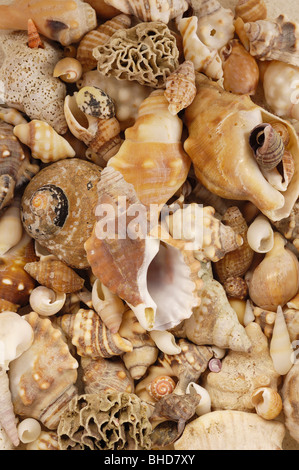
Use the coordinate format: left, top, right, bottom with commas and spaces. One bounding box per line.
164, 61, 197, 116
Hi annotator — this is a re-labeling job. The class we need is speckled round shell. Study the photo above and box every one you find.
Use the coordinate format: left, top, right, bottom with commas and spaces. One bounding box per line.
20, 158, 101, 269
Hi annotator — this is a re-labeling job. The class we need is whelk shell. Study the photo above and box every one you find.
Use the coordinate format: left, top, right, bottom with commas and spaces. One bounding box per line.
164, 61, 196, 116
14, 120, 76, 164
249, 123, 285, 171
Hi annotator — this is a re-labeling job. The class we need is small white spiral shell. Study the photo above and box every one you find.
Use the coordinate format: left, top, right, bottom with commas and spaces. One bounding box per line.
247, 214, 274, 253
17, 418, 42, 444
29, 286, 66, 317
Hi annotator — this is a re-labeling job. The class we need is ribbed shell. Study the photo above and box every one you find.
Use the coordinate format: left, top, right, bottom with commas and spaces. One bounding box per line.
104, 0, 188, 23
164, 61, 196, 115
77, 14, 131, 72
249, 123, 284, 170
235, 0, 267, 22
81, 356, 134, 394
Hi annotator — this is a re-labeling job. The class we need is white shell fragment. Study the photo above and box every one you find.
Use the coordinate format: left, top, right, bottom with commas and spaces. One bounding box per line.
270, 305, 293, 375
247, 214, 274, 253
186, 382, 211, 416
17, 418, 42, 444
149, 330, 182, 355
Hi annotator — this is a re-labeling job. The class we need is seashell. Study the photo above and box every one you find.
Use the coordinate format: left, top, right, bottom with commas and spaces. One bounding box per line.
190, 0, 235, 50
251, 387, 283, 420
208, 358, 222, 373
220, 39, 259, 95
57, 392, 152, 450
0, 31, 67, 134
17, 418, 42, 444
53, 58, 83, 84
118, 309, 159, 380
108, 91, 191, 207
214, 206, 254, 284
27, 18, 44, 49
76, 14, 131, 73
29, 286, 66, 317
0, 122, 39, 212
91, 279, 125, 333
248, 232, 299, 311
76, 86, 115, 119
253, 306, 276, 338
0, 312, 34, 447
202, 322, 280, 412
184, 73, 299, 222
223, 276, 248, 300
24, 259, 85, 294
244, 15, 299, 67
14, 120, 76, 164
85, 0, 121, 18
93, 21, 179, 88
234, 16, 250, 51
270, 305, 293, 376
26, 431, 60, 450
164, 61, 196, 116
54, 308, 133, 358
186, 382, 211, 417
64, 45, 77, 58
247, 214, 274, 253
77, 70, 153, 131
282, 362, 299, 443
20, 158, 101, 269
9, 311, 79, 430
235, 0, 267, 23
0, 197, 23, 256
147, 376, 176, 402
262, 60, 299, 121
0, 107, 27, 127
81, 356, 134, 394
178, 270, 251, 352
105, 0, 188, 23
149, 330, 181, 355
177, 16, 223, 80
85, 168, 201, 331
150, 392, 201, 434
64, 94, 121, 163
272, 199, 299, 250
174, 410, 285, 450
150, 420, 182, 449
249, 123, 285, 171
0, 0, 97, 46
0, 233, 37, 311
0, 423, 15, 450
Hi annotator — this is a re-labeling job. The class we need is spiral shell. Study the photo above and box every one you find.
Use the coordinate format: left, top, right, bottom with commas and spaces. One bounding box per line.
148, 376, 176, 401
27, 18, 44, 49
164, 61, 196, 115
249, 123, 285, 170
251, 387, 282, 420
29, 286, 66, 317
53, 58, 83, 83
81, 356, 134, 394
235, 0, 267, 22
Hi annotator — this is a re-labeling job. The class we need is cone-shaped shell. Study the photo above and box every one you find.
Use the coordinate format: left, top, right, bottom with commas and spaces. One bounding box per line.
174, 410, 285, 450
164, 61, 196, 116
108, 90, 191, 208
184, 74, 299, 222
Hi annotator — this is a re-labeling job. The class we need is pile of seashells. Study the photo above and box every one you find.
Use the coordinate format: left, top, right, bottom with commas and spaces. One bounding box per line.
1, 0, 299, 451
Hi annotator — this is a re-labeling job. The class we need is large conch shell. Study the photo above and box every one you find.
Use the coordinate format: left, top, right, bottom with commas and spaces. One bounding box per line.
184, 74, 299, 222
174, 410, 285, 450
21, 158, 101, 269
0, 31, 67, 134
84, 167, 202, 331
0, 0, 97, 46
202, 322, 280, 412
108, 90, 191, 208
9, 312, 79, 430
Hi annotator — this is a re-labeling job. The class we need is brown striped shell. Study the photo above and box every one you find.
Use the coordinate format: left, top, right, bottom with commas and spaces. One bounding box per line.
24, 259, 85, 294
164, 61, 196, 115
249, 123, 285, 170
81, 356, 134, 394
235, 0, 267, 22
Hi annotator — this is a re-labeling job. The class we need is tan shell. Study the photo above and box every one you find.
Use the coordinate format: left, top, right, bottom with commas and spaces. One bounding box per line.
20, 158, 101, 269
104, 0, 188, 23
24, 259, 85, 294
9, 312, 78, 430
118, 309, 158, 380
108, 90, 191, 207
184, 73, 299, 222
0, 0, 97, 46
76, 14, 131, 72
13, 120, 76, 163
273, 199, 299, 250
202, 322, 280, 412
93, 21, 179, 88
53, 58, 83, 84
248, 232, 299, 311
84, 0, 121, 18
282, 363, 299, 443
174, 410, 285, 450
147, 376, 176, 402
0, 197, 23, 256
54, 308, 133, 358
0, 31, 67, 134
0, 122, 39, 212
214, 206, 254, 284
253, 306, 276, 338
91, 279, 125, 333
220, 39, 259, 95
235, 0, 267, 23
244, 15, 299, 67
81, 356, 134, 394
251, 387, 283, 420
0, 107, 28, 127
26, 431, 60, 451
164, 61, 196, 116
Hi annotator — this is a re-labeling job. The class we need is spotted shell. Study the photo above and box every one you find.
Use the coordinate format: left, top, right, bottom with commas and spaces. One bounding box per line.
20, 158, 101, 269
9, 311, 79, 430
76, 86, 115, 119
